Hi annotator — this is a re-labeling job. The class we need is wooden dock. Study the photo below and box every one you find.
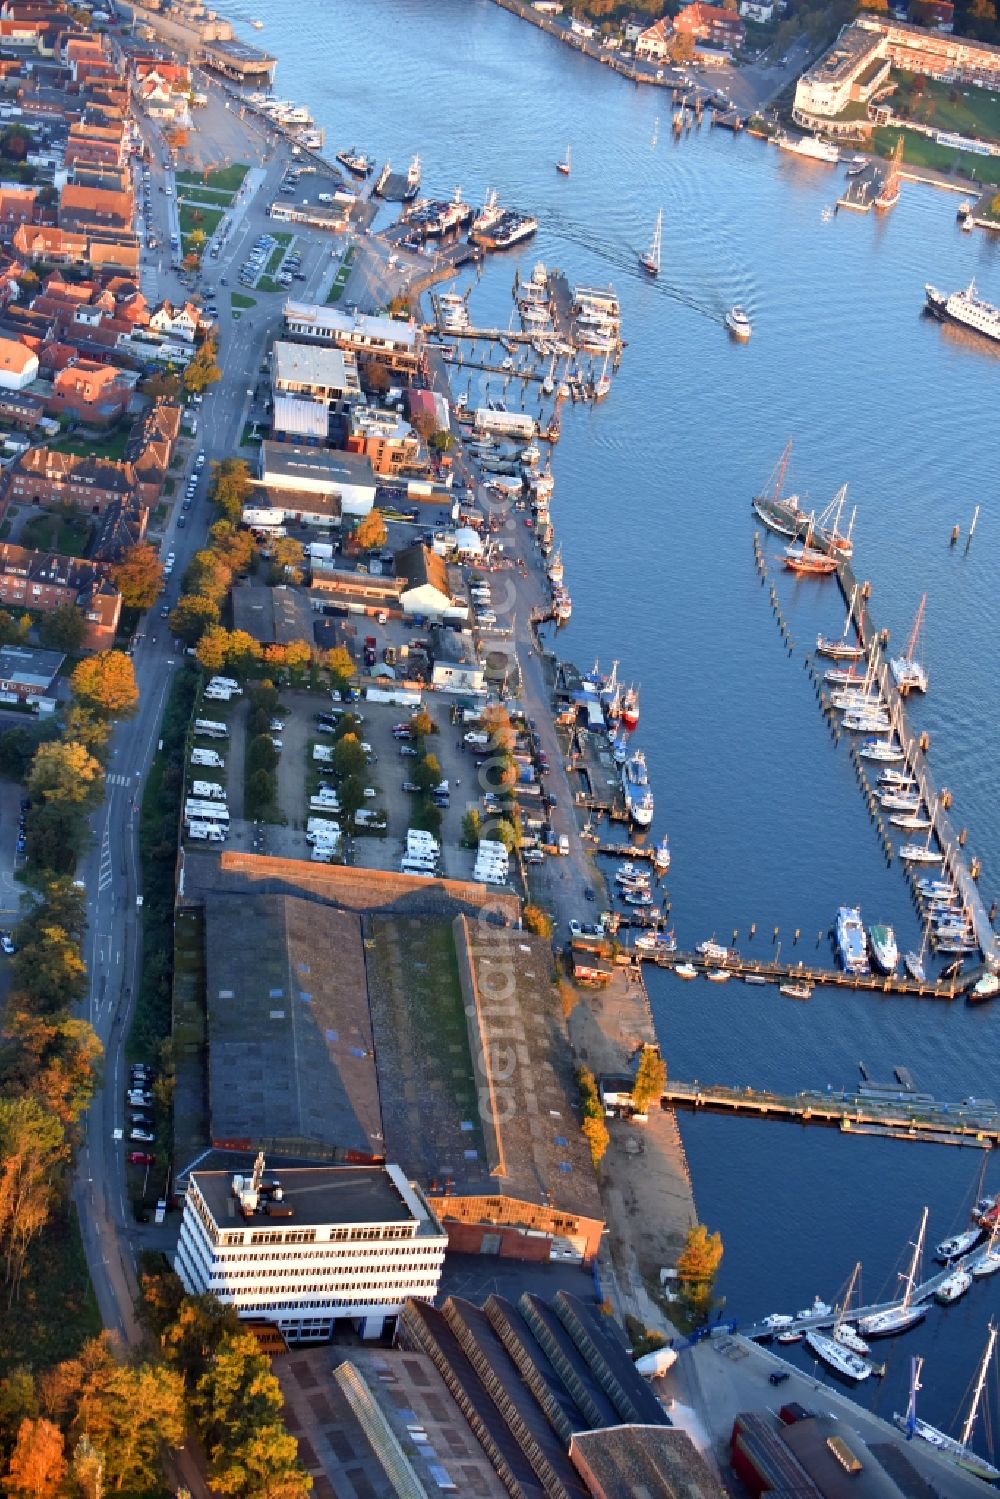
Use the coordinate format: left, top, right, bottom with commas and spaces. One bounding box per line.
661, 1077, 999, 1147
656, 948, 959, 998
830, 555, 1000, 970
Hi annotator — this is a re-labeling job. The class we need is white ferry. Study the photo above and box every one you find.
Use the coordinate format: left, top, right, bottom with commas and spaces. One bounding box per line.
925, 280, 1000, 347
778, 133, 840, 165
835, 905, 870, 975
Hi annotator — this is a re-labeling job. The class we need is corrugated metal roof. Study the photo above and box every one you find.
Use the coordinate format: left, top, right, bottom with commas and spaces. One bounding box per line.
272, 394, 328, 440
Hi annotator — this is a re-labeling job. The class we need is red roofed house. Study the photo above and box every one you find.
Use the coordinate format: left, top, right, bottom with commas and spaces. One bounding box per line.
8, 449, 137, 516
60, 183, 133, 233
0, 336, 39, 390
46, 359, 131, 426
0, 186, 38, 239
635, 17, 673, 61
674, 1, 745, 49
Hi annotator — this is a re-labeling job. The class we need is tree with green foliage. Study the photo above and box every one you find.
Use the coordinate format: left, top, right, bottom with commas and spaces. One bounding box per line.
70, 651, 138, 718
337, 773, 365, 827
193, 1330, 308, 1497
270, 536, 305, 581
112, 543, 164, 611
169, 593, 220, 645
333, 734, 366, 781
428, 429, 453, 453
461, 808, 481, 847
413, 752, 442, 795
631, 1044, 666, 1115
38, 605, 85, 655
185, 548, 233, 604
70, 1345, 185, 1494
27, 740, 104, 809
11, 926, 87, 1016
24, 802, 87, 878
247, 734, 279, 777
17, 879, 87, 948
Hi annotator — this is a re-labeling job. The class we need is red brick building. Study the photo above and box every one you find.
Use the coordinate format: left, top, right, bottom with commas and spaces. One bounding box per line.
0, 543, 120, 650
675, 1, 745, 49
8, 448, 137, 515
46, 359, 131, 426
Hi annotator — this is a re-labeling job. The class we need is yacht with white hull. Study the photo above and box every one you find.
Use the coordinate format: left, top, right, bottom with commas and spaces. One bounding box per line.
896, 1335, 1000, 1485
860, 1209, 930, 1338
805, 1330, 872, 1381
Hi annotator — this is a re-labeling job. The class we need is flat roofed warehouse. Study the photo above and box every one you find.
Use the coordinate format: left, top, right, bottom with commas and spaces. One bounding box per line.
204, 892, 382, 1157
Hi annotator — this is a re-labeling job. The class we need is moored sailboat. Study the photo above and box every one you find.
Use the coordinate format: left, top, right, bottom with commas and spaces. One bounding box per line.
896, 1335, 1000, 1485
860, 1207, 930, 1337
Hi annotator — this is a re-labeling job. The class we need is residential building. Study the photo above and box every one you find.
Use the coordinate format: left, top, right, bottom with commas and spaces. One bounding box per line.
674, 1, 745, 49
740, 1, 775, 20
395, 543, 466, 622
148, 300, 202, 344
271, 340, 360, 411
0, 390, 44, 430
46, 359, 131, 425
8, 448, 136, 515
91, 499, 148, 565
569, 16, 596, 39
635, 17, 673, 62
175, 1157, 447, 1344
0, 336, 39, 390
59, 182, 134, 233
533, 0, 564, 13
0, 544, 120, 650
0, 644, 64, 705
344, 406, 422, 477
283, 301, 421, 376
858, 12, 1000, 87
430, 630, 486, 694
258, 440, 376, 518
0, 186, 38, 238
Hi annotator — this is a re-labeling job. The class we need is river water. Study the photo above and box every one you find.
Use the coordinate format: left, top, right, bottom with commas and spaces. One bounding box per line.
219, 0, 1000, 1443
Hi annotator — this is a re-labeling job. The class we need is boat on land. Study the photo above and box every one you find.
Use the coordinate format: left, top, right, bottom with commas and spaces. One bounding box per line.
640, 209, 662, 276
896, 1331, 1000, 1485
779, 982, 812, 1000
860, 1208, 930, 1338
925, 279, 1000, 347
869, 924, 898, 975
556, 144, 572, 176
725, 305, 752, 340
835, 906, 870, 975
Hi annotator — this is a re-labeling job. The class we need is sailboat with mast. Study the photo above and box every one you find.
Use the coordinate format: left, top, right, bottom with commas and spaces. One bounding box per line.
784, 513, 838, 575
752, 441, 805, 539
556, 145, 572, 176
817, 584, 865, 661
903, 914, 933, 982
890, 594, 929, 695
859, 1207, 930, 1337
895, 1329, 1000, 1484
812, 483, 856, 559
640, 209, 662, 276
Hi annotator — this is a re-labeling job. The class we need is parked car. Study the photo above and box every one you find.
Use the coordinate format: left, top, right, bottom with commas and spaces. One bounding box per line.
128, 1151, 155, 1166
130, 1128, 155, 1143
1, 933, 15, 955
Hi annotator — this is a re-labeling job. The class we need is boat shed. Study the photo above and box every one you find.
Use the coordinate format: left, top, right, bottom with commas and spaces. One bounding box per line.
395, 543, 468, 623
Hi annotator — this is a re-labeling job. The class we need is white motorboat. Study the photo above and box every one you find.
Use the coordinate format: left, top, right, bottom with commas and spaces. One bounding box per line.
936, 1267, 973, 1304
761, 1313, 795, 1332
890, 813, 933, 831
900, 845, 943, 865
779, 982, 812, 1000
880, 792, 921, 811
777, 1328, 804, 1344
674, 963, 697, 980
859, 740, 904, 763
696, 940, 729, 963
796, 1297, 833, 1320
835, 1323, 871, 1357
936, 1227, 983, 1262
868, 924, 898, 975
805, 1330, 872, 1382
725, 305, 752, 340
973, 974, 999, 1000
895, 1334, 1000, 1485
878, 769, 916, 788
704, 969, 731, 983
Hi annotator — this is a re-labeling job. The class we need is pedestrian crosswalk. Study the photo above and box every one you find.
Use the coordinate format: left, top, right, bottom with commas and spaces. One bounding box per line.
106, 773, 131, 787
98, 827, 113, 893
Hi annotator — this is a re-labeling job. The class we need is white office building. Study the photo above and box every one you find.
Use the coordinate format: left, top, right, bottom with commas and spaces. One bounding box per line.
175, 1156, 447, 1344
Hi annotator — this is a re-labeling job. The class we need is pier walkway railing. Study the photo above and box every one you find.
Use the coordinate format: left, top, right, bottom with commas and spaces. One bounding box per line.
661, 1078, 1000, 1147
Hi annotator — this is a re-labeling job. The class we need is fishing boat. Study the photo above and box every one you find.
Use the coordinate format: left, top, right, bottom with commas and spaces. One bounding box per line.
779, 982, 812, 1000
696, 939, 729, 962
869, 924, 898, 975
896, 1332, 1000, 1485
798, 1296, 833, 1320
725, 305, 752, 340
890, 594, 929, 696
622, 749, 654, 827
835, 905, 870, 975
859, 740, 904, 763
860, 1208, 930, 1338
556, 145, 572, 176
971, 974, 1000, 1002
640, 209, 662, 276
337, 146, 374, 177
674, 963, 698, 980
653, 835, 671, 873
547, 548, 564, 585
620, 685, 640, 731
936, 1226, 983, 1262
777, 1328, 804, 1344
936, 1267, 973, 1304
611, 730, 629, 765
805, 1329, 872, 1381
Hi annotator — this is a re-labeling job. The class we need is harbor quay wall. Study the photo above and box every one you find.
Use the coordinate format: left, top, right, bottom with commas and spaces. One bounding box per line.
489, 0, 671, 88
